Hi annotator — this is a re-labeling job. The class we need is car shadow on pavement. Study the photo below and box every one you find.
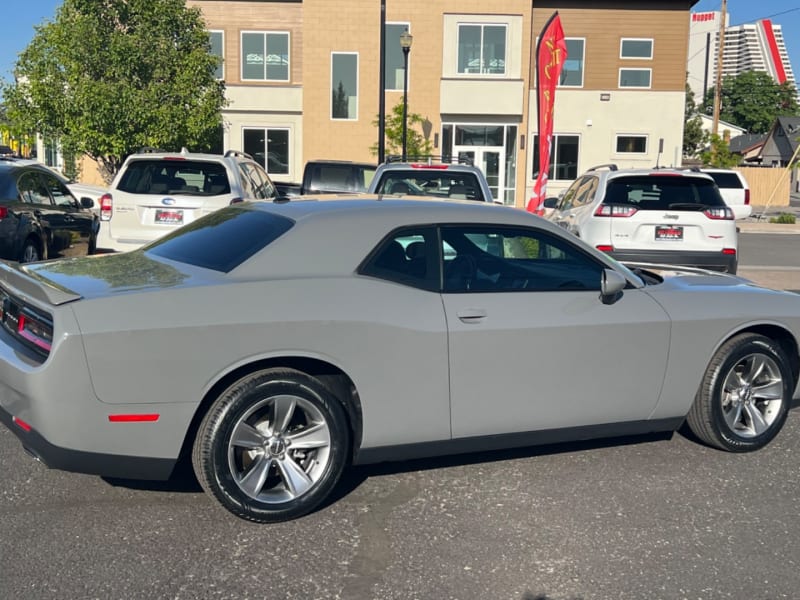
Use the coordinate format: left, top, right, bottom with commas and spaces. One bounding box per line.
320, 430, 676, 511
102, 460, 203, 494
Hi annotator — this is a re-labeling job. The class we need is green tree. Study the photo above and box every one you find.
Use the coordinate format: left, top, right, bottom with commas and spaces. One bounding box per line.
701, 134, 740, 168
702, 70, 800, 134
683, 81, 707, 158
1, 0, 226, 183
371, 101, 433, 158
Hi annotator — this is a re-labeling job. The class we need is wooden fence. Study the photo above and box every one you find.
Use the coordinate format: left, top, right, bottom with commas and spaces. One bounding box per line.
736, 166, 790, 208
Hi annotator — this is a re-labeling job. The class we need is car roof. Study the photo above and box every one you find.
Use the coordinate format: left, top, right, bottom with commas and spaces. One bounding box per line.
602, 168, 715, 183
231, 195, 597, 279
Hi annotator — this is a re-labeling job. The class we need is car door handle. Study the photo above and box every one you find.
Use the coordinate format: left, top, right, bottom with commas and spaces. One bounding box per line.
457, 308, 487, 323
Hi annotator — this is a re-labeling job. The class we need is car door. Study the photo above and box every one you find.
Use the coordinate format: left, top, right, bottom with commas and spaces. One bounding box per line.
39, 171, 96, 257
439, 224, 672, 439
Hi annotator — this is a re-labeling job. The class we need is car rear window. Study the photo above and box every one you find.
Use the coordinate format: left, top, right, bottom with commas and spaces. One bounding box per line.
145, 206, 294, 272
117, 159, 231, 196
376, 171, 485, 201
705, 172, 743, 189
603, 175, 725, 210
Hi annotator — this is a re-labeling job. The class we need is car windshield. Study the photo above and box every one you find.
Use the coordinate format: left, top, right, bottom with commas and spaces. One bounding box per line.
603, 176, 725, 209
117, 159, 231, 196
145, 205, 294, 272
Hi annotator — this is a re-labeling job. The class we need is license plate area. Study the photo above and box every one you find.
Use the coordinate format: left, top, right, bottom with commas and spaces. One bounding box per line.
155, 209, 183, 225
655, 225, 683, 241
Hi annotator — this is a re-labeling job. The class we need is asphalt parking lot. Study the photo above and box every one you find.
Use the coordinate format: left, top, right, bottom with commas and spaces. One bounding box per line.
3, 402, 800, 599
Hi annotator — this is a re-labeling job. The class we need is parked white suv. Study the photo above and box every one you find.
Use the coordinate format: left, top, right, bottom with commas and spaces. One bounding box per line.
697, 168, 751, 220
96, 149, 277, 252
543, 165, 738, 273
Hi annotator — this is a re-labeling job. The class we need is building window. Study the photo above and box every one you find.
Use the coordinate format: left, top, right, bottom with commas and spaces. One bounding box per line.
457, 24, 506, 75
243, 128, 290, 176
620, 38, 653, 60
241, 32, 290, 81
615, 135, 648, 154
209, 31, 224, 80
385, 23, 410, 91
619, 68, 651, 88
532, 135, 579, 181
560, 39, 585, 87
331, 53, 358, 120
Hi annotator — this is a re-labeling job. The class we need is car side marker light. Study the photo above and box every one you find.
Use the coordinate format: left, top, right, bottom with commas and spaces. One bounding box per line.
12, 416, 32, 432
108, 414, 160, 423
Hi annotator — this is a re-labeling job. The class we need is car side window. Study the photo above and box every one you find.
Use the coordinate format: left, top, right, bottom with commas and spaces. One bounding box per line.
572, 176, 599, 208
557, 176, 587, 211
247, 161, 277, 199
17, 172, 51, 205
360, 227, 438, 291
42, 173, 78, 207
441, 225, 603, 293
237, 164, 258, 199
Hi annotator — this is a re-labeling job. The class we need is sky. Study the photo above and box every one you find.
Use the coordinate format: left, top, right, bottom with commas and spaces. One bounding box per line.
1, 1, 799, 85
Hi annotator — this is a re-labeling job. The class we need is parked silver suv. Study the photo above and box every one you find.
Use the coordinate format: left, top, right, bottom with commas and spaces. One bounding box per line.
543, 164, 738, 273
96, 149, 277, 252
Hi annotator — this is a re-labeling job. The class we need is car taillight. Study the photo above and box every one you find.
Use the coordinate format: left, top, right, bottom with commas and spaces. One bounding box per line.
410, 164, 449, 169
704, 207, 734, 220
17, 310, 53, 353
0, 207, 7, 220
595, 204, 638, 217
744, 189, 750, 205
596, 244, 614, 252
99, 193, 113, 221
722, 248, 737, 256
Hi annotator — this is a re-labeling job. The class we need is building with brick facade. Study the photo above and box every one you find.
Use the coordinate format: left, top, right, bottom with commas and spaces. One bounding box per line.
188, 0, 697, 206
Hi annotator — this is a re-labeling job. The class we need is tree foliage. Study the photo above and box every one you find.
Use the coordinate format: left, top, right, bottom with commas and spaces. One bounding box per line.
1, 0, 226, 182
683, 81, 707, 158
702, 70, 800, 134
701, 134, 740, 168
371, 101, 433, 158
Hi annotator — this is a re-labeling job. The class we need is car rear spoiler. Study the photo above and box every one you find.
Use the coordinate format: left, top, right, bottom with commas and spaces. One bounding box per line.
0, 262, 82, 306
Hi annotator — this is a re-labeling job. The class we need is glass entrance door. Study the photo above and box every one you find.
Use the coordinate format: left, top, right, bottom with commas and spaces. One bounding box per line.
455, 148, 503, 202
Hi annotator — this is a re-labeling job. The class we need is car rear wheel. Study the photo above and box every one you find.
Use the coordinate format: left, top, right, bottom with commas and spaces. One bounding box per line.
192, 368, 350, 522
687, 333, 792, 452
20, 238, 41, 263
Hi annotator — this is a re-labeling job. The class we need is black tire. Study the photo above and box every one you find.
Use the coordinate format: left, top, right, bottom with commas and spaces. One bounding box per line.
19, 238, 41, 263
192, 368, 350, 522
687, 333, 792, 452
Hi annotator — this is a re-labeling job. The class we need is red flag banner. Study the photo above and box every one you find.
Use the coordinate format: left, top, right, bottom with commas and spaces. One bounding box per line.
527, 12, 567, 213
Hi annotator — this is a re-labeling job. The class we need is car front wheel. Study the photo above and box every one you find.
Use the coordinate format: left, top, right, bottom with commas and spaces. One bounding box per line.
192, 368, 350, 523
687, 333, 792, 452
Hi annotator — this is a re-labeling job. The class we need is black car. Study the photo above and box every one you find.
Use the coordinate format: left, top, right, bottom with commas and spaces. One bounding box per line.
0, 159, 99, 262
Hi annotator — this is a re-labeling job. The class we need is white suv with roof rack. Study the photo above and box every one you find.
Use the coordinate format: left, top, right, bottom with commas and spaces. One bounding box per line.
367, 155, 499, 203
96, 148, 278, 252
543, 164, 738, 273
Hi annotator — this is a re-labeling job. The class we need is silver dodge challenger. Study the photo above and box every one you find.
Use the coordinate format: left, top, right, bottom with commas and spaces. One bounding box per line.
0, 196, 797, 522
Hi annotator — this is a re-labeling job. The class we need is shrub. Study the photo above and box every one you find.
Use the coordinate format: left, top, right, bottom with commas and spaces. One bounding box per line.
769, 213, 797, 224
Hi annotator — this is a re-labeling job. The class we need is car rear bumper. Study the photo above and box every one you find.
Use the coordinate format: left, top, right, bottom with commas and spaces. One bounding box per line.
0, 403, 177, 480
609, 249, 738, 274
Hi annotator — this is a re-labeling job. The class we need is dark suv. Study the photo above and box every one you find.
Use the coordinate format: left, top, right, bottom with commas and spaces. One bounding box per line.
0, 159, 99, 262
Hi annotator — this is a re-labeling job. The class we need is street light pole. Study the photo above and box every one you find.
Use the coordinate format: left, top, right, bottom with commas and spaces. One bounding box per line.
400, 29, 413, 162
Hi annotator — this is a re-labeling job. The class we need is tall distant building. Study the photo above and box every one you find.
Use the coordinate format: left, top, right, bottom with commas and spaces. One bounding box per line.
687, 11, 797, 102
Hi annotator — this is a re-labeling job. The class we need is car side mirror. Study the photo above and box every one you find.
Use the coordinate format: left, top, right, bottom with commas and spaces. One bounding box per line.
543, 197, 559, 208
600, 269, 626, 305
80, 197, 94, 209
